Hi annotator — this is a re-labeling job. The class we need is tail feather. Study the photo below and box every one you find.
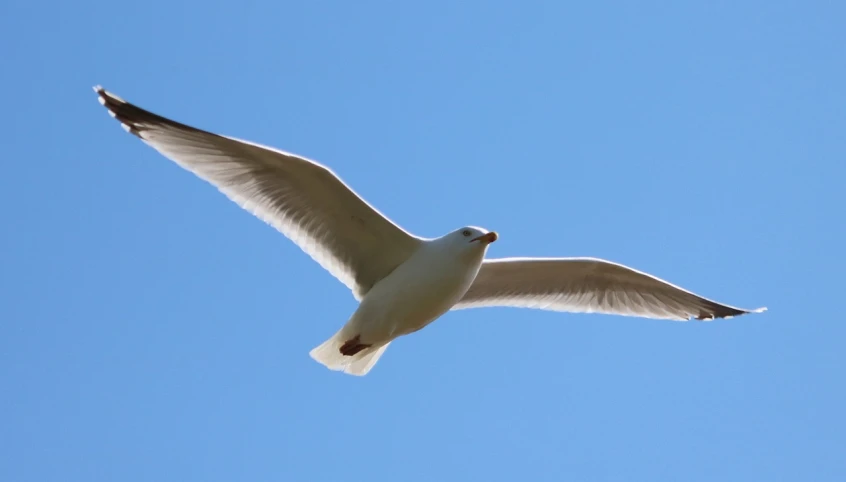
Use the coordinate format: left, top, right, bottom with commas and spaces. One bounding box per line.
309, 332, 390, 376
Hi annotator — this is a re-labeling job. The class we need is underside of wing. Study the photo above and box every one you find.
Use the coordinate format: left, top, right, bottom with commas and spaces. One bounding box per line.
95, 86, 422, 298
453, 257, 766, 321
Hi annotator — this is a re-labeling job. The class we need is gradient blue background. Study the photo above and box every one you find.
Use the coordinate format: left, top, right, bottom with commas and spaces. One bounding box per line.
2, 1, 844, 481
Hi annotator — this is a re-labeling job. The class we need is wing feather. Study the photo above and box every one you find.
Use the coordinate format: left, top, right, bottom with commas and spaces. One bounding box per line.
453, 257, 766, 321
95, 86, 422, 299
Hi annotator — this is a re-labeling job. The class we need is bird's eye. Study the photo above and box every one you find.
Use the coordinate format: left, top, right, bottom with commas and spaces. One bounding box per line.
462, 229, 472, 237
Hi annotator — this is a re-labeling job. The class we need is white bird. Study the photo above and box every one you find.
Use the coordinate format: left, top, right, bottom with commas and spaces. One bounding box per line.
94, 86, 766, 376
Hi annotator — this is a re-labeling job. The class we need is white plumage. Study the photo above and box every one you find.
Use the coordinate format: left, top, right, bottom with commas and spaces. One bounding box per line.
94, 86, 766, 376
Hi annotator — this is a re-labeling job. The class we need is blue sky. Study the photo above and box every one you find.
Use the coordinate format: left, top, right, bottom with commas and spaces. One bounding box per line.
1, 0, 844, 480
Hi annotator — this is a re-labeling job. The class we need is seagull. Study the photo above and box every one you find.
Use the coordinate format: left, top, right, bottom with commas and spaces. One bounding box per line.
94, 86, 766, 376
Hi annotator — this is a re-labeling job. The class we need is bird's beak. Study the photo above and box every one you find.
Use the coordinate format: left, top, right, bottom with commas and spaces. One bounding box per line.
470, 232, 498, 244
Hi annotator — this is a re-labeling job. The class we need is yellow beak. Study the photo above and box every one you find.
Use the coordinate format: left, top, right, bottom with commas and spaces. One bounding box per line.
470, 232, 498, 244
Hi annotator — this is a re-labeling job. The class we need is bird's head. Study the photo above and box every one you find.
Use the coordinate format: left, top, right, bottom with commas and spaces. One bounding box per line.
442, 226, 498, 252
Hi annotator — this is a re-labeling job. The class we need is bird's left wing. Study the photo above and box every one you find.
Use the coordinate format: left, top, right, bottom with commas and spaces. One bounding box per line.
94, 86, 422, 299
452, 257, 766, 320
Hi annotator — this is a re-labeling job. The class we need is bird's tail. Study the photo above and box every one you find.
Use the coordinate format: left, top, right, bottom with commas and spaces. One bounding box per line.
309, 331, 390, 376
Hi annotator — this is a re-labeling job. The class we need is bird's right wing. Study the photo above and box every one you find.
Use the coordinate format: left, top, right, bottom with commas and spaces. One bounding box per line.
453, 257, 766, 320
94, 86, 423, 299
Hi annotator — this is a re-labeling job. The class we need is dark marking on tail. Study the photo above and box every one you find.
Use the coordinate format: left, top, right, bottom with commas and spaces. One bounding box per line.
339, 335, 371, 356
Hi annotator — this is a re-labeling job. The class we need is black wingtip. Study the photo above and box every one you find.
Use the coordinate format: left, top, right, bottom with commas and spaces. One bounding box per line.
93, 85, 139, 135
695, 305, 768, 321
93, 85, 210, 139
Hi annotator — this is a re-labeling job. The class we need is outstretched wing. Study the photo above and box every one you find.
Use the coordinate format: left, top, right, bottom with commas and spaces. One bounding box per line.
95, 86, 422, 299
454, 257, 766, 320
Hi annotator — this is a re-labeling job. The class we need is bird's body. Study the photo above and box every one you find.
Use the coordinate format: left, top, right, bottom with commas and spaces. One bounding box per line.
354, 231, 490, 341
310, 228, 492, 373
94, 85, 766, 376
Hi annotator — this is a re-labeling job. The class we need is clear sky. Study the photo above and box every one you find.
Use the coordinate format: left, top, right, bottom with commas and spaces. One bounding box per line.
1, 1, 844, 481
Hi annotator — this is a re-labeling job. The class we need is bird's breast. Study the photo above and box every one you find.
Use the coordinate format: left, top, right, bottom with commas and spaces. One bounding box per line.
353, 246, 484, 340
